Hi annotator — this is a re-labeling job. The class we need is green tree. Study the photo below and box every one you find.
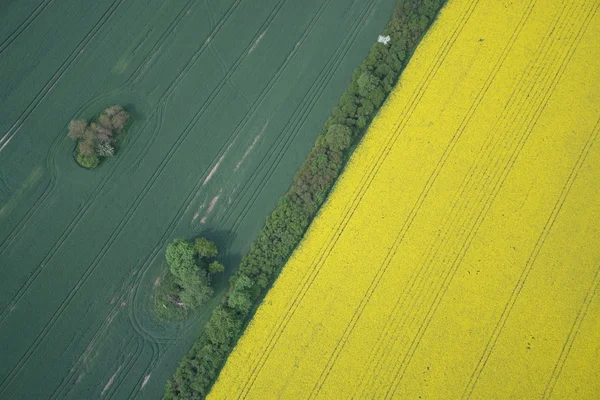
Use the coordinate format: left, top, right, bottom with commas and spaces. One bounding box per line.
208, 260, 224, 274
227, 274, 254, 314
178, 273, 213, 308
194, 237, 218, 258
357, 71, 380, 97
205, 307, 242, 345
160, 238, 225, 312
367, 86, 386, 108
309, 153, 329, 175
325, 124, 352, 151
164, 239, 214, 309
166, 239, 196, 279
357, 115, 367, 129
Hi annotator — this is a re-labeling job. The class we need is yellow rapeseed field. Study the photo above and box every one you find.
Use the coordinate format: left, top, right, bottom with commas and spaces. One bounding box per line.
209, 0, 600, 398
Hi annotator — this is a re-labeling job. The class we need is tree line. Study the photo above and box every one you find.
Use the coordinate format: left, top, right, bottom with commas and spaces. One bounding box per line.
67, 105, 130, 168
164, 0, 447, 398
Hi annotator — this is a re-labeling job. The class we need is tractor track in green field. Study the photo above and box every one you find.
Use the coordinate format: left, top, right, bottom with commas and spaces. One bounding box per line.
0, 0, 257, 392
47, 0, 383, 397
222, 0, 383, 236
0, 0, 400, 397
100, 0, 249, 193
0, 0, 248, 322
0, 0, 299, 395
103, 335, 145, 400
123, 1, 383, 394
205, 0, 215, 32
125, 0, 202, 88
199, 0, 341, 229
0, 0, 247, 262
0, 0, 127, 153
48, 234, 174, 400
118, 0, 343, 391
0, 0, 55, 56
48, 268, 146, 399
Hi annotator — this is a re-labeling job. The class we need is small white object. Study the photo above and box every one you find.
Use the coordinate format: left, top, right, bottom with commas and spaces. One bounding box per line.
378, 35, 391, 45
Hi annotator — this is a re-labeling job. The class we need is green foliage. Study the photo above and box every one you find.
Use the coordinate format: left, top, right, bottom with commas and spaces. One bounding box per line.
164, 1, 446, 398
205, 306, 243, 345
178, 273, 213, 307
162, 238, 215, 310
309, 153, 329, 175
68, 105, 130, 169
208, 260, 224, 274
165, 239, 196, 279
227, 274, 254, 314
76, 153, 100, 169
325, 124, 352, 151
156, 237, 225, 318
357, 71, 380, 97
194, 237, 219, 258
357, 115, 367, 129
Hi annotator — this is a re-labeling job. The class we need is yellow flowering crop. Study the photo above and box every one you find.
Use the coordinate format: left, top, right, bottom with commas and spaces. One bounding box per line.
209, 0, 600, 398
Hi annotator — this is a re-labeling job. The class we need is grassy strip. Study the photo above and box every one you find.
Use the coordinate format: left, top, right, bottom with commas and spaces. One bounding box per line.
164, 1, 447, 398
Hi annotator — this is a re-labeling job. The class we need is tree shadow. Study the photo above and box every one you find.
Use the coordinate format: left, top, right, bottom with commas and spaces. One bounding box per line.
197, 228, 241, 290
123, 102, 145, 123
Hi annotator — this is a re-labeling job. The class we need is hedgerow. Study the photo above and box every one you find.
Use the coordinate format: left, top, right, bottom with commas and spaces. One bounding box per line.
164, 1, 447, 398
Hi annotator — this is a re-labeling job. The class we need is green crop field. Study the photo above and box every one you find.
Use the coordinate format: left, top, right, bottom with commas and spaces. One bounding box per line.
0, 0, 396, 398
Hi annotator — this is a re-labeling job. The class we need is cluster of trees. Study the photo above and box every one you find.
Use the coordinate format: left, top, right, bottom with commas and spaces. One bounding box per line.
163, 1, 446, 398
67, 105, 130, 168
159, 237, 224, 312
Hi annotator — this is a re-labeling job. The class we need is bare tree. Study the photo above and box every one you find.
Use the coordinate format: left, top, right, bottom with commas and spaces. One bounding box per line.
110, 110, 130, 131
68, 120, 88, 140
98, 114, 113, 130
93, 124, 113, 143
78, 137, 95, 156
104, 105, 124, 117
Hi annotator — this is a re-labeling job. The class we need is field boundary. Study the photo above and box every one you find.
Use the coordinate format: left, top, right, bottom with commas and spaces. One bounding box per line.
163, 1, 449, 398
